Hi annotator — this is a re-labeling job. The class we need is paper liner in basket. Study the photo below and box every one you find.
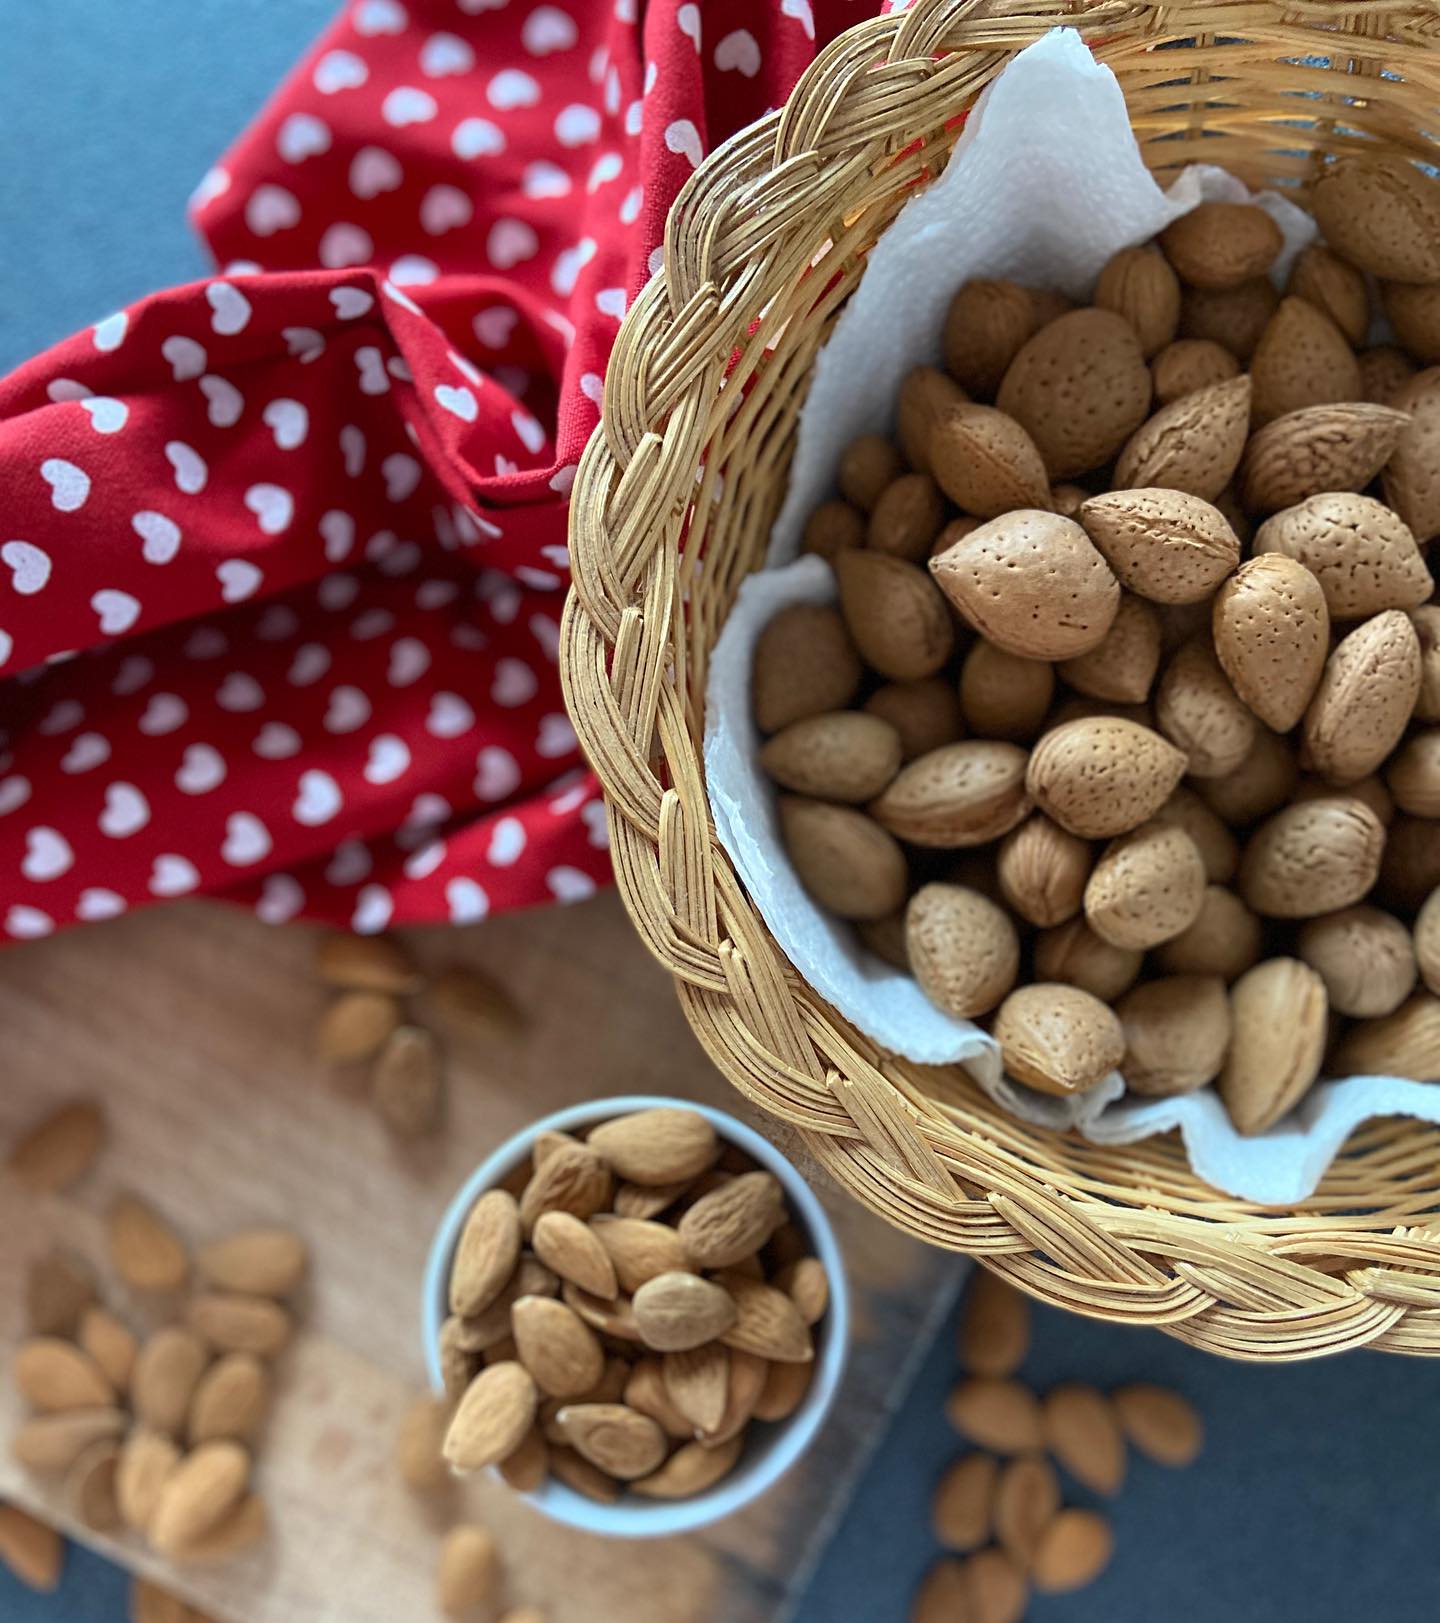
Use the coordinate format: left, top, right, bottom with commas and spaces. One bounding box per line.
704, 29, 1440, 1206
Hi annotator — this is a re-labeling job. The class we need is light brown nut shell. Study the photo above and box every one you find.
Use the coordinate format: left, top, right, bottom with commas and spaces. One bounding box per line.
959, 643, 1055, 743
1084, 822, 1207, 950
1239, 797, 1386, 919
1384, 282, 1440, 366
943, 278, 1043, 400
867, 472, 944, 562
1303, 610, 1422, 785
1253, 493, 1431, 621
1094, 246, 1181, 358
1112, 374, 1252, 502
863, 679, 963, 762
1178, 278, 1277, 362
777, 796, 908, 921
835, 550, 955, 681
1238, 403, 1411, 516
1150, 787, 1238, 882
1312, 155, 1440, 284
1297, 906, 1417, 1019
1154, 886, 1264, 982
1248, 297, 1362, 427
1025, 717, 1186, 839
1151, 339, 1240, 405
1287, 243, 1370, 346
1032, 918, 1143, 1003
1218, 958, 1328, 1134
928, 404, 1052, 518
1160, 201, 1283, 290
1154, 639, 1256, 779
1383, 368, 1440, 543
905, 884, 1021, 1019
996, 817, 1091, 929
1056, 594, 1161, 705
758, 712, 902, 803
1117, 975, 1232, 1097
1211, 554, 1330, 732
1334, 993, 1440, 1082
897, 365, 968, 473
1079, 487, 1240, 604
1359, 345, 1418, 408
1195, 728, 1298, 829
992, 985, 1125, 1097
868, 741, 1031, 848
751, 603, 861, 734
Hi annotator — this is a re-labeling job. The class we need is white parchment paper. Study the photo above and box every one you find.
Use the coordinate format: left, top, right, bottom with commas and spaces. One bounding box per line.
705, 29, 1440, 1205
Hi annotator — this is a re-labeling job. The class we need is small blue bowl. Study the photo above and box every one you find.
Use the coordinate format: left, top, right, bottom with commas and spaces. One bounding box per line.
422, 1094, 850, 1538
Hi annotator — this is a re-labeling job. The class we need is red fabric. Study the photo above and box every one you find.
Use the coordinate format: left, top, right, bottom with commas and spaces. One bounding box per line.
0, 0, 856, 940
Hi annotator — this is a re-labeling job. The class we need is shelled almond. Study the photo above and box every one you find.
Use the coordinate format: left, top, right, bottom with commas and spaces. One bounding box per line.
774, 164, 1440, 1137
915, 1272, 1203, 1621
7, 1103, 307, 1573
440, 1107, 830, 1503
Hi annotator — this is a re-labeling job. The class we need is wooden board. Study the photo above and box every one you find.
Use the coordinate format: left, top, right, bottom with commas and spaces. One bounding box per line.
0, 895, 958, 1622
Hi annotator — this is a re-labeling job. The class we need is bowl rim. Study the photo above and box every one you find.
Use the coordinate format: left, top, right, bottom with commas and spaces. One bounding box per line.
421, 1093, 851, 1538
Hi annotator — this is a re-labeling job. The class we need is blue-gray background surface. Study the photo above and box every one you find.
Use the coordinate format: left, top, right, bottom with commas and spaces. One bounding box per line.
2, 7, 1438, 1621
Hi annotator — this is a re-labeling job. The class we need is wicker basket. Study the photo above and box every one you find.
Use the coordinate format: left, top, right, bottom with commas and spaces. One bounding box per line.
561, 0, 1440, 1360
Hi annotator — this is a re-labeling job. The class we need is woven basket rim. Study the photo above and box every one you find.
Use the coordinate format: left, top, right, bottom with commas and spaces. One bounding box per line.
561, 0, 1440, 1360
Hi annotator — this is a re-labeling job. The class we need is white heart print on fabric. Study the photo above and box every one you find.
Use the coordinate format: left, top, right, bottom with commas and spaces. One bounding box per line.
491, 658, 538, 708
111, 654, 154, 696
133, 511, 181, 564
665, 120, 703, 167
80, 398, 128, 434
330, 287, 374, 321
555, 104, 601, 147
355, 347, 390, 396
382, 454, 422, 502
474, 745, 521, 801
61, 733, 110, 774
176, 743, 226, 795
487, 816, 526, 866
263, 399, 308, 450
421, 184, 473, 235
715, 29, 762, 75
186, 626, 228, 659
92, 311, 128, 353
149, 854, 200, 897
781, 0, 817, 40
487, 219, 539, 270
91, 589, 140, 636
39, 699, 83, 736
388, 638, 430, 686
256, 874, 305, 925
435, 383, 478, 422
256, 604, 299, 641
364, 735, 411, 785
523, 6, 578, 53
319, 511, 355, 563
390, 255, 438, 288
320, 224, 374, 269
536, 714, 578, 758
382, 87, 438, 128
313, 49, 368, 94
488, 69, 541, 110
217, 560, 263, 603
283, 326, 325, 363
547, 866, 597, 904
205, 282, 252, 336
245, 184, 302, 236
40, 460, 89, 513
7, 906, 54, 939
161, 336, 207, 381
446, 876, 489, 924
254, 722, 301, 760
522, 161, 571, 200
404, 839, 446, 881
165, 442, 208, 494
350, 144, 404, 199
324, 685, 370, 733
452, 117, 505, 159
244, 484, 294, 535
676, 3, 702, 49
0, 777, 31, 816
99, 782, 150, 838
3, 541, 52, 594
581, 801, 610, 850
222, 812, 272, 866
293, 768, 343, 825
420, 32, 475, 75
76, 888, 126, 921
139, 693, 187, 735
354, 0, 407, 36
199, 375, 244, 428
277, 112, 330, 163
217, 672, 265, 713
22, 827, 74, 882
427, 693, 474, 739
327, 839, 372, 886
352, 885, 394, 934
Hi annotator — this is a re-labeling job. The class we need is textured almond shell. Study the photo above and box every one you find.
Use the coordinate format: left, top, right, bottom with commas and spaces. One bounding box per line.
943, 279, 1042, 399
928, 403, 1052, 518
1112, 375, 1252, 502
1218, 958, 1327, 1133
869, 741, 1031, 848
1287, 244, 1370, 346
1239, 797, 1385, 919
1296, 906, 1417, 1019
1385, 281, 1440, 364
1093, 247, 1180, 359
930, 510, 1119, 660
1079, 488, 1240, 604
868, 472, 944, 561
1179, 278, 1277, 362
1253, 493, 1431, 621
1026, 718, 1186, 839
992, 983, 1125, 1096
751, 603, 861, 734
1211, 554, 1329, 732
1056, 594, 1161, 704
1150, 788, 1239, 883
1032, 918, 1143, 1003
1151, 339, 1240, 405
778, 795, 908, 921
1313, 156, 1440, 284
1116, 975, 1232, 1096
1248, 297, 1361, 427
1195, 728, 1298, 828
897, 365, 968, 473
1160, 202, 1283, 290
1334, 992, 1440, 1081
836, 550, 954, 681
959, 642, 1055, 741
997, 309, 1152, 479
758, 711, 902, 803
996, 817, 1091, 928
1155, 639, 1256, 779
1153, 885, 1263, 983
905, 883, 1020, 1018
1239, 402, 1411, 515
1084, 823, 1207, 950
1383, 368, 1440, 544
1303, 610, 1422, 785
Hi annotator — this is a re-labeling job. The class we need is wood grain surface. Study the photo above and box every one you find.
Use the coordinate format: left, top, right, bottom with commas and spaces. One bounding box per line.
0, 895, 958, 1623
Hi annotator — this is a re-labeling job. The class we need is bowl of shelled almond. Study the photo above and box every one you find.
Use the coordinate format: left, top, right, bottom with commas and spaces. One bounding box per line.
421, 1098, 847, 1537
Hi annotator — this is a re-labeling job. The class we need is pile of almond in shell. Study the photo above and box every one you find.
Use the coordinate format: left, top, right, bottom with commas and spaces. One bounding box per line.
759, 153, 1440, 1135
914, 1270, 1203, 1623
438, 1106, 828, 1501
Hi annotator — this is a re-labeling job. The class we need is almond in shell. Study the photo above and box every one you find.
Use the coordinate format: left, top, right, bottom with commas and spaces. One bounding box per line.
1297, 906, 1416, 1019
1160, 201, 1282, 289
835, 549, 954, 681
1254, 493, 1430, 620
904, 883, 1021, 1018
1084, 822, 1206, 950
801, 499, 865, 562
943, 279, 1042, 399
1249, 297, 1361, 427
996, 816, 1092, 930
931, 510, 1119, 659
868, 472, 944, 561
1386, 281, 1440, 364
1026, 717, 1186, 839
1388, 729, 1440, 817
1155, 638, 1256, 779
1334, 992, 1440, 1080
868, 741, 1031, 848
1312, 156, 1440, 284
1239, 797, 1384, 919
751, 603, 862, 734
1154, 886, 1263, 982
1360, 345, 1418, 407
1195, 727, 1298, 828
928, 404, 1052, 518
1287, 242, 1370, 344
1211, 554, 1329, 732
1151, 787, 1239, 882
862, 679, 963, 762
897, 365, 968, 472
1057, 593, 1161, 704
992, 984, 1125, 1096
1151, 338, 1241, 404
1094, 246, 1180, 358
959, 642, 1055, 742
1112, 375, 1251, 501
1179, 277, 1277, 361
779, 795, 908, 920
1116, 975, 1231, 1097
1032, 918, 1143, 1003
997, 309, 1151, 478
1383, 368, 1440, 543
838, 433, 902, 512
1219, 958, 1328, 1132
1303, 610, 1422, 785
1240, 402, 1411, 515
758, 711, 902, 802
1079, 487, 1240, 603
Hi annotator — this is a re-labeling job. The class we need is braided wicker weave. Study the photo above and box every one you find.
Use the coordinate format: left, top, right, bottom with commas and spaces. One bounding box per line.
561, 0, 1440, 1360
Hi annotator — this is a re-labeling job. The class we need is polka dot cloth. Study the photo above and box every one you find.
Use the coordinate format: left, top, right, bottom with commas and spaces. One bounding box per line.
0, 0, 854, 939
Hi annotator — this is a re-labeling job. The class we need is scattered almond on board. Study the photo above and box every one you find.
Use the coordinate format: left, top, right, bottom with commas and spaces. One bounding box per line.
314, 933, 518, 1141
6, 1099, 306, 1576
763, 160, 1440, 1135
434, 1106, 828, 1504
914, 1271, 1203, 1619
